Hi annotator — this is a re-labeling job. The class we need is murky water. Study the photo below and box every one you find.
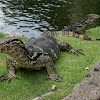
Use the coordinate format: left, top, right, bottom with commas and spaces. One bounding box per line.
0, 0, 100, 38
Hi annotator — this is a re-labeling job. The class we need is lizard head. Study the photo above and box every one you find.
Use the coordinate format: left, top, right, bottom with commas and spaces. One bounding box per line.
0, 37, 25, 54
84, 14, 100, 24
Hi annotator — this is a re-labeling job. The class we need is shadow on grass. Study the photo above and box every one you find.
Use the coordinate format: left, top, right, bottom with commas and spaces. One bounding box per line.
16, 68, 49, 85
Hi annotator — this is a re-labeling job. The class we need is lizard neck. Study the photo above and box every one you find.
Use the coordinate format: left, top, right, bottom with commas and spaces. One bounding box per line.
80, 16, 90, 29
7, 46, 33, 66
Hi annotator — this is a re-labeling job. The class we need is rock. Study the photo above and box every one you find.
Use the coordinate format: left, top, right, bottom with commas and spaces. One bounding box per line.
62, 61, 100, 100
5, 32, 24, 37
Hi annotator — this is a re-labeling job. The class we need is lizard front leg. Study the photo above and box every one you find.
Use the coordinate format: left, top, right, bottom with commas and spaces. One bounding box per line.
0, 55, 17, 82
45, 57, 63, 81
34, 55, 63, 81
56, 40, 83, 55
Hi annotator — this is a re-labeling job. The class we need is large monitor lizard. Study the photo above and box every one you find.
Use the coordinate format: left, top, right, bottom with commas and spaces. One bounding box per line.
0, 34, 83, 82
43, 14, 100, 40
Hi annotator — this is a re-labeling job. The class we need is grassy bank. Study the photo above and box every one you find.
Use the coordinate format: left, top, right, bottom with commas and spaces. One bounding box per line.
0, 27, 100, 100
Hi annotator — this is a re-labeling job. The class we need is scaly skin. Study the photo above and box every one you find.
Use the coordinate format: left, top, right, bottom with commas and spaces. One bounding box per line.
43, 14, 100, 40
62, 14, 100, 34
0, 34, 83, 82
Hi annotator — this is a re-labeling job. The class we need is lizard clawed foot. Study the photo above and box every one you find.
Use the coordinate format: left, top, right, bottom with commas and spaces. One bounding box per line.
70, 48, 84, 55
0, 72, 17, 82
47, 75, 63, 82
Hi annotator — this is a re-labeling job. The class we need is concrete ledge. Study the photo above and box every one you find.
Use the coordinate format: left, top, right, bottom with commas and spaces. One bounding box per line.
62, 61, 100, 100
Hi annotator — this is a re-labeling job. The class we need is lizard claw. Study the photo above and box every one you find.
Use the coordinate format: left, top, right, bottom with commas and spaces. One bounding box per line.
0, 73, 17, 82
54, 76, 63, 82
70, 48, 84, 55
47, 75, 63, 82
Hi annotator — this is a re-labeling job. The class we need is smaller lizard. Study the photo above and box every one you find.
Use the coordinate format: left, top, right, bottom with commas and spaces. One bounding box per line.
43, 14, 100, 40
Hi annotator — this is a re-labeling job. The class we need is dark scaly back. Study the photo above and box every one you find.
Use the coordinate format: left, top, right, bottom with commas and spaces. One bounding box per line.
25, 34, 60, 61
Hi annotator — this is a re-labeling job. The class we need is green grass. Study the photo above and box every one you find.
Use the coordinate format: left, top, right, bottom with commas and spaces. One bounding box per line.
0, 32, 6, 38
0, 27, 100, 100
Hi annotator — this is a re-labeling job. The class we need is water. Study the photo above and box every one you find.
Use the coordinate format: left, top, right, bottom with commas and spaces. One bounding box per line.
0, 0, 100, 38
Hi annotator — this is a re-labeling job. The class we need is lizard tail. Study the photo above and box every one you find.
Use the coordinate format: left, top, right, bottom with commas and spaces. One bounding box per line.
96, 39, 100, 40
70, 32, 100, 41
43, 31, 100, 41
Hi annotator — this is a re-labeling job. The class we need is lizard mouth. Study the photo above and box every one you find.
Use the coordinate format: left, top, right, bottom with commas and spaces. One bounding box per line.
89, 14, 100, 18
85, 14, 100, 24
94, 14, 100, 19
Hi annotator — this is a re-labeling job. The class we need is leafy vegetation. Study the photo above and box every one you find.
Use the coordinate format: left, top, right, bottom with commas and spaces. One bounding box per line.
0, 27, 100, 100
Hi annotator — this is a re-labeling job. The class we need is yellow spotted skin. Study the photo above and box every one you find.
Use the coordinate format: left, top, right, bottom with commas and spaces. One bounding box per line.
0, 33, 82, 82
25, 35, 60, 61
